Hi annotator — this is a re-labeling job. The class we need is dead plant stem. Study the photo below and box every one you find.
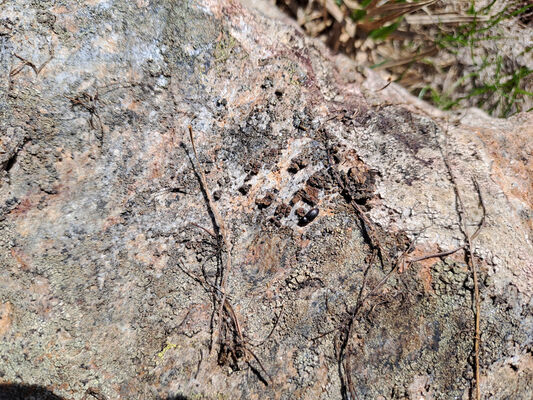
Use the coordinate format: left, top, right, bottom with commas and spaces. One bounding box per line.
187, 125, 270, 384
441, 147, 484, 400
188, 125, 233, 357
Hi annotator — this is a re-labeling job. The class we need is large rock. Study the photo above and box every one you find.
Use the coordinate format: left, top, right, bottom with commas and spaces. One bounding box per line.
0, 0, 531, 399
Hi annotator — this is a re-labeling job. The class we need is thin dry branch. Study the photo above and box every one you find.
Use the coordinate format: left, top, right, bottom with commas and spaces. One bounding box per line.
81, 388, 108, 400
188, 125, 233, 356
448, 179, 483, 400
189, 221, 216, 238
186, 125, 270, 384
10, 44, 54, 79
187, 130, 226, 301
322, 123, 387, 268
407, 245, 464, 263
320, 117, 401, 399
251, 305, 285, 347
469, 180, 483, 400
66, 91, 105, 145
405, 13, 491, 25
438, 138, 485, 400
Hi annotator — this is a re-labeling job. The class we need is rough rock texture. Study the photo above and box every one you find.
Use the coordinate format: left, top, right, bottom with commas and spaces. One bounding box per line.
0, 1, 531, 399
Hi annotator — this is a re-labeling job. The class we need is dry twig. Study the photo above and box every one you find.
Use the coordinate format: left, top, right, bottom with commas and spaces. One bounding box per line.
10, 46, 54, 78
442, 162, 484, 400
407, 129, 486, 399
66, 91, 104, 145
185, 125, 270, 384
320, 117, 396, 399
251, 305, 284, 347
321, 116, 419, 398
188, 125, 232, 353
322, 123, 387, 268
81, 388, 108, 400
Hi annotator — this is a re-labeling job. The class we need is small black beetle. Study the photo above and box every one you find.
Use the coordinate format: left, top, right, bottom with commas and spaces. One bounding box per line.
299, 207, 319, 226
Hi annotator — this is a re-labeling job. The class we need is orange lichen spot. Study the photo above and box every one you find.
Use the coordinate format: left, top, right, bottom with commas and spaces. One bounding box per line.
149, 159, 163, 179
10, 248, 31, 271
475, 123, 532, 211
245, 234, 284, 275
418, 261, 435, 293
0, 302, 13, 336
126, 100, 139, 111
51, 6, 69, 14
10, 197, 33, 216
407, 246, 451, 294
94, 35, 119, 54
102, 215, 124, 230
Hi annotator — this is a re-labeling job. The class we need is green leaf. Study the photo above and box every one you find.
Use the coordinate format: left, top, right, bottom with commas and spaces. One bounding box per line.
351, 9, 367, 22
369, 20, 401, 40
515, 89, 533, 97
510, 4, 533, 17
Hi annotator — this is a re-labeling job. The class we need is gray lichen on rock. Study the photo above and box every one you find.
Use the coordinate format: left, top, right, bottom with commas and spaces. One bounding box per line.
0, 1, 531, 399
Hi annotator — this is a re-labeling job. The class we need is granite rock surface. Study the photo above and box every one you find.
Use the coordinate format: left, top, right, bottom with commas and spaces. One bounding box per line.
0, 1, 531, 399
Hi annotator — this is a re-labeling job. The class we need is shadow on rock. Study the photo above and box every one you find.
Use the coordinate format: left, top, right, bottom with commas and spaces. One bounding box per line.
0, 384, 64, 400
0, 384, 193, 400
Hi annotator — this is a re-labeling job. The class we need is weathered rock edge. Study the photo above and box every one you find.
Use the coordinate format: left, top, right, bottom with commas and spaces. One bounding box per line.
0, 0, 531, 399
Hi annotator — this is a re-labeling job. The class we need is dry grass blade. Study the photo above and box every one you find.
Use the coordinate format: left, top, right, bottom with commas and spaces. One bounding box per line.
278, 0, 532, 117
405, 13, 491, 25
324, 0, 344, 23
373, 46, 438, 69
358, 0, 438, 31
366, 0, 437, 16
